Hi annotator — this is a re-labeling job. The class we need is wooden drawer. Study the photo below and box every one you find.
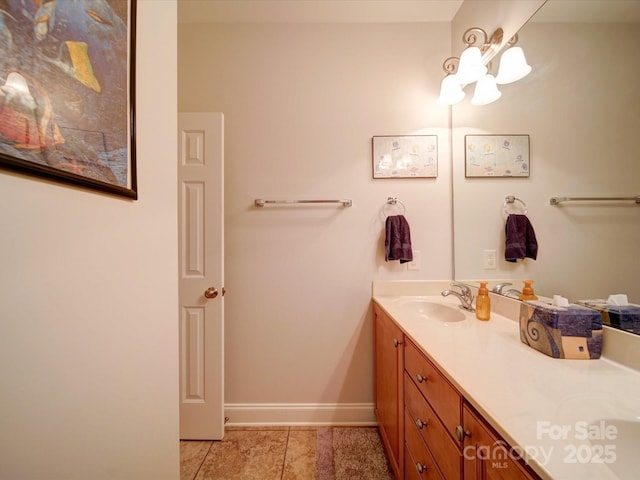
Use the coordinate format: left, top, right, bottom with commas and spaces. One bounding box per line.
405, 373, 462, 480
405, 338, 462, 441
404, 409, 443, 480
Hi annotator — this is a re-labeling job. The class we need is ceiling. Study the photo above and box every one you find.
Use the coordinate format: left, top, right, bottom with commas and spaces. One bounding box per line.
177, 0, 640, 25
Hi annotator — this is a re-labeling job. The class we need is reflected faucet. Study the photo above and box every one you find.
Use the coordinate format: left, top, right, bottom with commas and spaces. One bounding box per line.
492, 282, 512, 294
503, 289, 522, 298
441, 282, 475, 312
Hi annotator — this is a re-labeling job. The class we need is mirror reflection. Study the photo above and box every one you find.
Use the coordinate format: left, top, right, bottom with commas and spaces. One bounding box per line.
452, 0, 640, 333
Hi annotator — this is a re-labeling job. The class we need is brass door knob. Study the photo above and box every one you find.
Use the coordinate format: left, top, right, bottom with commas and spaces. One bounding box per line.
204, 287, 218, 299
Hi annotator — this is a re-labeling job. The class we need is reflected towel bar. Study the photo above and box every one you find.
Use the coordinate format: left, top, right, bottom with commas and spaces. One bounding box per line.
549, 196, 640, 205
255, 198, 352, 207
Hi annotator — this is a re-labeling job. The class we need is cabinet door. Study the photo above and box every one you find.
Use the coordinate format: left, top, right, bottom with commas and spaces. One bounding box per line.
374, 305, 404, 479
463, 404, 539, 480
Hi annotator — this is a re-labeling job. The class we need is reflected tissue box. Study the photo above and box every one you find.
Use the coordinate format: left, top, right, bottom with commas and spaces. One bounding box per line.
575, 300, 640, 335
519, 301, 602, 359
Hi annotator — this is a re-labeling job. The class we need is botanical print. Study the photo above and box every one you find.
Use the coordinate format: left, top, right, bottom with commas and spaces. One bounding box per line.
373, 135, 438, 178
465, 135, 530, 177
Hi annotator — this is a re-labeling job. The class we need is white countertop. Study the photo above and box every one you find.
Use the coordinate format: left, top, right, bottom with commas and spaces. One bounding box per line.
373, 286, 640, 480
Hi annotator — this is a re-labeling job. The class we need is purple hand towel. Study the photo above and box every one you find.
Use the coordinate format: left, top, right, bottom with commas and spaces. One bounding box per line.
385, 215, 413, 264
505, 214, 538, 262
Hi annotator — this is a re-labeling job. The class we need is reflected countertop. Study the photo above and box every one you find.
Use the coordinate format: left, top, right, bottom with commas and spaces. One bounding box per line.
372, 281, 640, 480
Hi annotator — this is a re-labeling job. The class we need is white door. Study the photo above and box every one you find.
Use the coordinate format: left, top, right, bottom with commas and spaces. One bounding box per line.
178, 112, 225, 440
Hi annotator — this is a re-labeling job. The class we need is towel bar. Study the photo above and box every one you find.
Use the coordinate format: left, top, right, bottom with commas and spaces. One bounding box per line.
254, 198, 352, 207
550, 196, 640, 205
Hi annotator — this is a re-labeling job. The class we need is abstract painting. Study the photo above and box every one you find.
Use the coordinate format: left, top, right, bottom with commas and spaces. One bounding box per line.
0, 0, 137, 198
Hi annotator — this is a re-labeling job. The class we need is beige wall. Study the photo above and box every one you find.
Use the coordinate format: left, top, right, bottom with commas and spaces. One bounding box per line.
179, 22, 452, 422
0, 1, 179, 478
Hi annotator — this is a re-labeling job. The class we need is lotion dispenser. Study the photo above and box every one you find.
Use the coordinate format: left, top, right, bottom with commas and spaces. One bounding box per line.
519, 280, 539, 301
476, 281, 491, 321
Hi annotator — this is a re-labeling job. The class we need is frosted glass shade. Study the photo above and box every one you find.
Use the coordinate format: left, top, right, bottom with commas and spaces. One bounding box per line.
456, 47, 487, 84
495, 47, 532, 84
471, 74, 502, 106
437, 75, 465, 105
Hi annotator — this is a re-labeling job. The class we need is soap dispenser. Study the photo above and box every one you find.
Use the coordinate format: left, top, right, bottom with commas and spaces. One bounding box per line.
519, 280, 539, 301
475, 281, 491, 321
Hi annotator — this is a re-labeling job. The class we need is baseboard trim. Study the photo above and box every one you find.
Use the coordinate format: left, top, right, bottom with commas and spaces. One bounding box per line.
224, 403, 377, 427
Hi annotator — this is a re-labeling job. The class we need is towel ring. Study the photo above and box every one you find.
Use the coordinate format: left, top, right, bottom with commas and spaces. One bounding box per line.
503, 195, 528, 215
385, 196, 406, 215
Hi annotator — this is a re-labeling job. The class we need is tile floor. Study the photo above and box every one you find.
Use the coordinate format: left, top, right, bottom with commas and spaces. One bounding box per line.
180, 426, 394, 480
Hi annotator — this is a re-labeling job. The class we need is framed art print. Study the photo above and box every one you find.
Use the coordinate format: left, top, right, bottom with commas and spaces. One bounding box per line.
465, 134, 530, 178
372, 135, 438, 178
0, 0, 138, 199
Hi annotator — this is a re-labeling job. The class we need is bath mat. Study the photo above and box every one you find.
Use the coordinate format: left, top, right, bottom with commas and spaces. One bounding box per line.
315, 427, 394, 480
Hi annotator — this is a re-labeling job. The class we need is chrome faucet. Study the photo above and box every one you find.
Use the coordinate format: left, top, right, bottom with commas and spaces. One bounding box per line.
492, 282, 512, 294
441, 282, 475, 312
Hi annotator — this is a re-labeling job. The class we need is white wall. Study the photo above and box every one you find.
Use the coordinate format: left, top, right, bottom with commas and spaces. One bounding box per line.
453, 22, 640, 303
179, 22, 452, 423
0, 2, 179, 479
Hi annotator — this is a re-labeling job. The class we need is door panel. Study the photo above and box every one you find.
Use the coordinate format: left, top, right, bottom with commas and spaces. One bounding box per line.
178, 112, 224, 440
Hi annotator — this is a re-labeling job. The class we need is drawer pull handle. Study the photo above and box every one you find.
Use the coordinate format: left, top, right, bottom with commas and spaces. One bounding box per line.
393, 338, 403, 347
416, 462, 426, 474
415, 373, 427, 383
415, 418, 428, 429
455, 425, 472, 442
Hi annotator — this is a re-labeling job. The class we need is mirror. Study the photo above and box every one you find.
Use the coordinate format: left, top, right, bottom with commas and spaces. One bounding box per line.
452, 0, 640, 332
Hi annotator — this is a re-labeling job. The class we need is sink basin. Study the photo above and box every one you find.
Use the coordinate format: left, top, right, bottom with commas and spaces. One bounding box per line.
393, 298, 466, 323
589, 419, 640, 479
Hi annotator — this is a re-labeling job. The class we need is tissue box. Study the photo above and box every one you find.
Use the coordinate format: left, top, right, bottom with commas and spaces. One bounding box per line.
519, 301, 602, 359
576, 301, 640, 335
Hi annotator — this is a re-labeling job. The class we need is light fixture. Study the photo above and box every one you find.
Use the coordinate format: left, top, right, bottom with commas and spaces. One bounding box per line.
437, 73, 465, 105
456, 46, 487, 84
495, 34, 531, 85
437, 57, 465, 105
437, 27, 531, 106
471, 74, 502, 105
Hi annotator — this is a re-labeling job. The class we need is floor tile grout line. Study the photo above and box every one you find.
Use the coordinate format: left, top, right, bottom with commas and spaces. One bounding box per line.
191, 441, 214, 480
279, 427, 291, 480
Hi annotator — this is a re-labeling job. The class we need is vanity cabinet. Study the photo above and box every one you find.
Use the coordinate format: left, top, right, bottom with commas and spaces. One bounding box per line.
374, 305, 404, 479
373, 301, 542, 480
462, 404, 539, 480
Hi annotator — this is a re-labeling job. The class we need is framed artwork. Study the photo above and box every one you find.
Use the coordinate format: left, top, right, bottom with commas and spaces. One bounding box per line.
372, 135, 438, 178
465, 134, 530, 178
0, 0, 138, 199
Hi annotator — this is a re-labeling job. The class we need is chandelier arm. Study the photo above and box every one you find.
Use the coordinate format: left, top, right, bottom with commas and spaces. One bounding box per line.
442, 57, 459, 74
462, 27, 489, 47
